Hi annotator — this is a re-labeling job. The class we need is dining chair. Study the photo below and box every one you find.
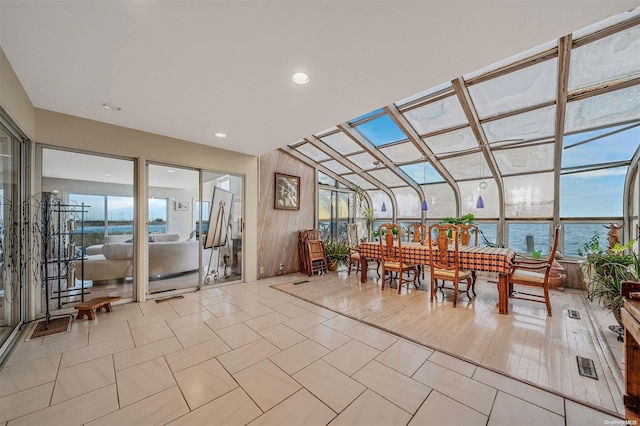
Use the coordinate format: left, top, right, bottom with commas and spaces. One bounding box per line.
379, 223, 419, 294
346, 223, 361, 275
406, 223, 427, 243
458, 223, 479, 285
306, 239, 328, 276
508, 225, 560, 316
407, 223, 427, 279
428, 223, 474, 307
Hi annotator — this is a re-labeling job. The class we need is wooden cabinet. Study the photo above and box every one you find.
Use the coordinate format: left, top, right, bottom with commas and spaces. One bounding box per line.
621, 281, 640, 421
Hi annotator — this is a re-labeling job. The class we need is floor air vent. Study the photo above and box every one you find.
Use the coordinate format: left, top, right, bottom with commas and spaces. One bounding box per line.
568, 310, 581, 319
576, 356, 598, 379
293, 280, 310, 285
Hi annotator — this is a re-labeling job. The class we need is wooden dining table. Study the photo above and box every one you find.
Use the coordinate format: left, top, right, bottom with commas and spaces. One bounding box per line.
357, 241, 517, 314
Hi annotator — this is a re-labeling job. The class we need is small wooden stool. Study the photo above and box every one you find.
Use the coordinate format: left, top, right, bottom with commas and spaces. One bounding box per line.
75, 296, 121, 320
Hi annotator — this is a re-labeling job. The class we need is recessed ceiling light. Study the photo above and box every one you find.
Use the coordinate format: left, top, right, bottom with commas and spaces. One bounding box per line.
214, 132, 227, 138
105, 174, 111, 177
102, 103, 121, 111
167, 169, 174, 173
292, 72, 310, 85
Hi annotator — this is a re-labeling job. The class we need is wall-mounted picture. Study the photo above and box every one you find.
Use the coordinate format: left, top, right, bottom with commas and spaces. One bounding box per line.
275, 173, 300, 210
174, 201, 189, 211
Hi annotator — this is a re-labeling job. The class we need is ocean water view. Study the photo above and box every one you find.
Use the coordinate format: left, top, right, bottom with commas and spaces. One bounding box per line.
71, 224, 167, 236
323, 221, 618, 258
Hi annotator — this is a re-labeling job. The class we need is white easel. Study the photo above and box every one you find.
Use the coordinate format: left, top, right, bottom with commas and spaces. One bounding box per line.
204, 200, 232, 284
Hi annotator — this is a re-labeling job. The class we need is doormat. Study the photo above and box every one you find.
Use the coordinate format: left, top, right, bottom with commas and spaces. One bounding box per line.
26, 316, 72, 341
155, 295, 184, 303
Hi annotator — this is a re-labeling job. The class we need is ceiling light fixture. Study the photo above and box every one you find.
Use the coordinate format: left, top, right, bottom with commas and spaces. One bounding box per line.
167, 170, 174, 173
214, 132, 227, 138
292, 72, 310, 85
102, 103, 121, 111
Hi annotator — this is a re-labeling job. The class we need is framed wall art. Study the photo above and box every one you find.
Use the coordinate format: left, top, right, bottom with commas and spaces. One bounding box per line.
274, 173, 300, 210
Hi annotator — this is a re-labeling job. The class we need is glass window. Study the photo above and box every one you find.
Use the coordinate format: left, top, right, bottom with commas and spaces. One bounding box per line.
367, 168, 407, 187
321, 160, 352, 175
560, 167, 627, 217
508, 223, 550, 255
403, 95, 467, 135
563, 223, 609, 257
392, 186, 421, 218
458, 179, 499, 219
318, 189, 333, 238
345, 152, 377, 170
69, 194, 107, 246
354, 114, 407, 147
562, 123, 640, 168
482, 105, 556, 143
400, 162, 445, 184
494, 144, 555, 175
569, 25, 640, 91
440, 152, 488, 180
477, 223, 499, 247
341, 174, 375, 190
564, 85, 640, 134
318, 171, 335, 186
148, 198, 168, 234
504, 173, 554, 218
423, 127, 478, 156
379, 142, 422, 163
319, 131, 362, 155
107, 196, 134, 235
294, 143, 330, 162
349, 108, 384, 124
367, 190, 392, 219
468, 58, 558, 119
422, 183, 456, 219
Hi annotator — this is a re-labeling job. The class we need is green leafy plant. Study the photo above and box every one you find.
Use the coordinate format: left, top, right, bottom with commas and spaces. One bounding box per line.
353, 185, 375, 240
583, 238, 639, 327
323, 238, 349, 270
531, 249, 542, 258
577, 231, 604, 257
440, 214, 476, 238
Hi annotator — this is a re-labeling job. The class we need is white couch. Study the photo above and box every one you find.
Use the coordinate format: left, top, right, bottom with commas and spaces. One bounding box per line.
76, 233, 207, 282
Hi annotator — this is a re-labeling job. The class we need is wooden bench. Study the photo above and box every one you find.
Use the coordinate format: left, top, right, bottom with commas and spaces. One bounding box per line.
75, 296, 121, 320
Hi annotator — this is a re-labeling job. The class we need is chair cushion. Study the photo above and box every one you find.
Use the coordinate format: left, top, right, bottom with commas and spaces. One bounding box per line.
512, 269, 546, 284
350, 252, 361, 261
433, 268, 472, 280
384, 261, 417, 270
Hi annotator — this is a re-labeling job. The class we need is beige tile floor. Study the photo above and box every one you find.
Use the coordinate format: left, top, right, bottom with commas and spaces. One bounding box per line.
0, 276, 627, 425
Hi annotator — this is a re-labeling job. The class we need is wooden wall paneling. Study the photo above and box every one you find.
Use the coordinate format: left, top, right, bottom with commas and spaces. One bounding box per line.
257, 150, 315, 278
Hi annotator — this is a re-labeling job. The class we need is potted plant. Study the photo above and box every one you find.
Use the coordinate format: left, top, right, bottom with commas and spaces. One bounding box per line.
441, 213, 476, 242
323, 238, 349, 271
581, 236, 639, 333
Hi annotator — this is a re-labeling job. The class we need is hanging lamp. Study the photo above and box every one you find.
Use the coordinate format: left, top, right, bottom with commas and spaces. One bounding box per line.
477, 151, 487, 209
421, 159, 428, 211
381, 201, 387, 212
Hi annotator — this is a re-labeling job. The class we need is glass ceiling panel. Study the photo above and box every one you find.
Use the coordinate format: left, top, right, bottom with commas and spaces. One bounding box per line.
440, 152, 489, 180
482, 105, 556, 143
564, 85, 640, 134
423, 127, 478, 155
504, 172, 554, 218
349, 108, 384, 124
367, 168, 407, 187
318, 171, 335, 186
494, 144, 555, 175
294, 143, 330, 162
346, 152, 377, 170
402, 95, 467, 135
342, 173, 376, 190
319, 131, 362, 155
392, 187, 421, 218
459, 179, 499, 219
468, 58, 558, 119
321, 160, 352, 175
395, 81, 452, 108
464, 39, 558, 80
354, 114, 407, 147
560, 166, 626, 217
400, 162, 445, 184
422, 183, 456, 218
573, 7, 640, 39
379, 142, 422, 163
562, 124, 640, 168
569, 25, 640, 91
367, 190, 392, 219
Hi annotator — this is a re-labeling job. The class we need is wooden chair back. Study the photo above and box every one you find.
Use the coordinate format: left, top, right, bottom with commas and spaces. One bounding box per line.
428, 224, 460, 273
406, 223, 426, 243
379, 223, 403, 264
458, 224, 478, 246
346, 223, 358, 249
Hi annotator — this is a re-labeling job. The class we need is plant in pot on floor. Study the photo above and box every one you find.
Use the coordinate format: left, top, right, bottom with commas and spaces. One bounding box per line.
323, 239, 350, 271
581, 236, 640, 341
